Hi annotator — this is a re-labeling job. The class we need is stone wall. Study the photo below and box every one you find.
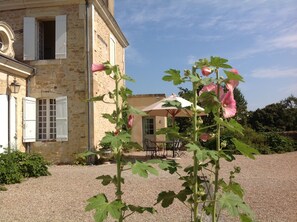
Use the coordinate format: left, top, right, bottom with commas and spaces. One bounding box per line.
92, 6, 125, 149
0, 1, 127, 163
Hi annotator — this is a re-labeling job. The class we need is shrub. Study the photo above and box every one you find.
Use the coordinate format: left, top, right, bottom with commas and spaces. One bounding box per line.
265, 132, 296, 153
0, 151, 50, 185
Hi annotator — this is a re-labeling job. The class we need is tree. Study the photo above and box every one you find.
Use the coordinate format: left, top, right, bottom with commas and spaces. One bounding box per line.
233, 88, 248, 125
248, 95, 297, 132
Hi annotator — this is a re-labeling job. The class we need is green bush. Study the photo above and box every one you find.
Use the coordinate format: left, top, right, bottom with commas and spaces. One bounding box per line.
0, 151, 50, 185
265, 132, 296, 153
203, 127, 297, 155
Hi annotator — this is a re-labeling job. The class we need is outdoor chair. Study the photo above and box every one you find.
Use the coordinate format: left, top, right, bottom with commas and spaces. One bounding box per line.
143, 139, 158, 158
166, 139, 186, 157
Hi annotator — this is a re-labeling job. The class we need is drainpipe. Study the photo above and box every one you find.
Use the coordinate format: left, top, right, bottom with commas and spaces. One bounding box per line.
6, 76, 11, 153
86, 0, 92, 152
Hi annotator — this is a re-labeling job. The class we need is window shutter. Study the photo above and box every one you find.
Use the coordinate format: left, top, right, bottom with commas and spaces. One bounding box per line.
0, 95, 8, 152
23, 17, 36, 60
55, 15, 67, 59
56, 96, 68, 141
23, 97, 36, 142
110, 34, 116, 65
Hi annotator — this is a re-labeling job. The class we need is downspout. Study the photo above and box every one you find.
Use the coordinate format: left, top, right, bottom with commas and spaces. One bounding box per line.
86, 0, 92, 152
6, 76, 11, 153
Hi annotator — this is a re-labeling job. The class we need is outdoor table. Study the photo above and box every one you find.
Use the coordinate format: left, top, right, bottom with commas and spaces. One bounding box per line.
150, 140, 177, 157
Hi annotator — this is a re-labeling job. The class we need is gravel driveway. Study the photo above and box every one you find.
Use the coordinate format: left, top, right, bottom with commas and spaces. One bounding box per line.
1, 151, 297, 222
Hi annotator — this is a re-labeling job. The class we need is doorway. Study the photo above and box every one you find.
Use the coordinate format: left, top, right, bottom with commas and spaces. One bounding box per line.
142, 117, 156, 149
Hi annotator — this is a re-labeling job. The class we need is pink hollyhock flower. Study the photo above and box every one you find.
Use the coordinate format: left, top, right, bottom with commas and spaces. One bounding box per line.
226, 68, 239, 91
199, 83, 225, 100
200, 133, 211, 142
221, 91, 237, 118
128, 115, 134, 129
92, 64, 105, 72
201, 66, 212, 76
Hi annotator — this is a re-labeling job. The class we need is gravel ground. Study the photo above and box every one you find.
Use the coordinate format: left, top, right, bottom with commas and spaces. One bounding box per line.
1, 151, 297, 222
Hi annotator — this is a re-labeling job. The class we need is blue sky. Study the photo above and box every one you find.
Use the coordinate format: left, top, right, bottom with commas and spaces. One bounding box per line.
115, 0, 297, 111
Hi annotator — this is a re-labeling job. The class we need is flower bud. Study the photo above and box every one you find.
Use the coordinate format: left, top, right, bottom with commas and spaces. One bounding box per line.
201, 66, 212, 76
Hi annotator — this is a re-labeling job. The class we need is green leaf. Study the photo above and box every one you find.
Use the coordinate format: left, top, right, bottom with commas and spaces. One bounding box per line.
128, 105, 147, 116
214, 117, 244, 135
240, 213, 254, 222
163, 69, 184, 85
218, 192, 253, 218
122, 74, 135, 82
156, 191, 176, 208
210, 56, 232, 69
188, 73, 200, 82
199, 91, 220, 114
96, 175, 113, 186
88, 94, 106, 102
224, 70, 244, 82
152, 159, 181, 174
86, 194, 124, 222
130, 161, 159, 178
127, 205, 156, 214
102, 113, 116, 124
231, 138, 259, 159
162, 100, 182, 108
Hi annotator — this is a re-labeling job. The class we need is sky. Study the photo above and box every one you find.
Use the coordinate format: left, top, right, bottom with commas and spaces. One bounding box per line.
115, 0, 297, 111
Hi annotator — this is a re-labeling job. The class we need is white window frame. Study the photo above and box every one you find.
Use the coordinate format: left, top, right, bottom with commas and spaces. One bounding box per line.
23, 15, 67, 61
110, 34, 116, 65
37, 98, 56, 141
23, 96, 68, 142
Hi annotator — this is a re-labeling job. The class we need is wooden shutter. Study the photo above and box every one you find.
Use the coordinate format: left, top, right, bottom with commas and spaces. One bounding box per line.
23, 17, 36, 60
110, 34, 116, 65
56, 96, 68, 141
23, 97, 36, 142
55, 15, 67, 59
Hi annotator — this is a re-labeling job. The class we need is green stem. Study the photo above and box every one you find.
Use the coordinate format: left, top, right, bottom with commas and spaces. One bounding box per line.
192, 78, 199, 221
114, 72, 123, 222
212, 69, 221, 222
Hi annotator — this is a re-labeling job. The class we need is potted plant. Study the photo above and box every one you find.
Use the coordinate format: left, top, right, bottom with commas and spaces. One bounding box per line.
98, 141, 113, 164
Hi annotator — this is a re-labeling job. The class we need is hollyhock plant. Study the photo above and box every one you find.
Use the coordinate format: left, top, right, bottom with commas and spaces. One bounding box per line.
226, 68, 239, 91
199, 83, 225, 100
200, 133, 211, 142
201, 66, 212, 76
221, 90, 237, 118
127, 115, 134, 129
92, 63, 105, 72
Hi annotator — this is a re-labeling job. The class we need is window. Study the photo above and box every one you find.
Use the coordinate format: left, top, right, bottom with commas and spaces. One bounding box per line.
110, 34, 116, 65
37, 99, 56, 140
38, 20, 55, 59
23, 96, 68, 142
23, 15, 67, 60
144, 118, 154, 135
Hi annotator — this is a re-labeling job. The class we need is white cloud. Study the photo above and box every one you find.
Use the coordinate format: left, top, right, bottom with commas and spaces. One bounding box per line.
251, 67, 297, 78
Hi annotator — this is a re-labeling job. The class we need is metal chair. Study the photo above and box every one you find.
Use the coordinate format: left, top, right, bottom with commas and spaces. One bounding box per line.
143, 139, 158, 158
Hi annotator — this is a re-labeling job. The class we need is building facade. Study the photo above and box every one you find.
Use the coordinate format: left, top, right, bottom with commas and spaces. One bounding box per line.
0, 0, 128, 163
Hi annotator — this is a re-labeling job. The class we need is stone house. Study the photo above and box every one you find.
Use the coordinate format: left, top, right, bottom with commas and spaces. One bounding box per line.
128, 94, 167, 148
0, 0, 128, 163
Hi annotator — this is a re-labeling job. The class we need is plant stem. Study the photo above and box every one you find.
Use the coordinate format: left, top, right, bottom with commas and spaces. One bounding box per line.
192, 77, 199, 221
212, 69, 221, 222
114, 72, 123, 222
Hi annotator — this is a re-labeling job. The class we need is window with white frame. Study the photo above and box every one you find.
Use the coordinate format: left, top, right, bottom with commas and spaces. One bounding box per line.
23, 96, 68, 142
110, 34, 116, 65
23, 15, 67, 60
37, 99, 56, 140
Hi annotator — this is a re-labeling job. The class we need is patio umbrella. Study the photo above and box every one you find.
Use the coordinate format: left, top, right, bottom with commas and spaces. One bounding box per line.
142, 94, 204, 125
